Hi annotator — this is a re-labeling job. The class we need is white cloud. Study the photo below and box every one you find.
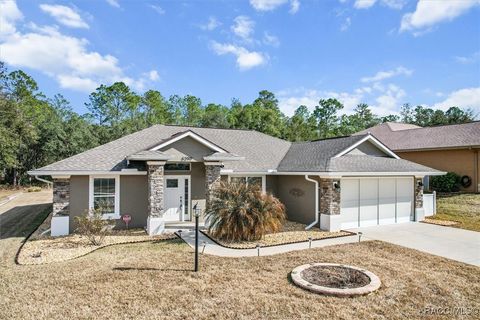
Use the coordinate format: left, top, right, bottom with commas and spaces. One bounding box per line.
290, 0, 300, 14
39, 4, 89, 29
231, 16, 255, 41
200, 16, 221, 31
105, 0, 120, 8
149, 4, 165, 15
400, 0, 480, 33
354, 0, 377, 9
147, 70, 160, 81
361, 66, 413, 83
250, 0, 300, 13
371, 83, 406, 115
433, 87, 480, 112
0, 0, 23, 37
455, 51, 480, 64
210, 41, 267, 70
263, 31, 280, 47
353, 0, 405, 10
0, 3, 158, 93
340, 17, 351, 31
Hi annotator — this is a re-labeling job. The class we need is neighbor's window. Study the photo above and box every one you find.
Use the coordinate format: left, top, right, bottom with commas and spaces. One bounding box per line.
164, 163, 191, 171
93, 178, 116, 215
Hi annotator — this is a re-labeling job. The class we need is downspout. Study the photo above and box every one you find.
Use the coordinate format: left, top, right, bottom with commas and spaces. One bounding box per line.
35, 176, 53, 187
305, 175, 319, 230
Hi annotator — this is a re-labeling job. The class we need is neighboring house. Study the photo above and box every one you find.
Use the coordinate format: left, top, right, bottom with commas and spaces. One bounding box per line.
355, 121, 480, 193
28, 125, 443, 236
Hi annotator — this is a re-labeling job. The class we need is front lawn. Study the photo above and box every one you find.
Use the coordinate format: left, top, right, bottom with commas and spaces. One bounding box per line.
1, 239, 479, 319
429, 193, 480, 232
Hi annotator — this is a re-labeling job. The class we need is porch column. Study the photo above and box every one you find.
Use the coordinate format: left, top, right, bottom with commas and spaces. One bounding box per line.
414, 177, 425, 222
51, 177, 70, 236
319, 178, 341, 232
147, 161, 166, 235
205, 162, 222, 211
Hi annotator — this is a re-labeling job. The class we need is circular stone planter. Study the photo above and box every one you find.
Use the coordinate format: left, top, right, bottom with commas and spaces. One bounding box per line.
291, 263, 381, 297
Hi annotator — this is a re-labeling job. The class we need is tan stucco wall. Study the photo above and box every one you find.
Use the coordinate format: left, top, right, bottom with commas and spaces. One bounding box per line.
160, 136, 214, 162
276, 175, 316, 224
397, 148, 480, 192
347, 140, 388, 157
119, 175, 148, 228
69, 175, 89, 232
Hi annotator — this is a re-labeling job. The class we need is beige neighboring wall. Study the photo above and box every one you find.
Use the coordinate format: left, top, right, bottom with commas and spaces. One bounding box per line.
276, 175, 316, 225
397, 148, 480, 192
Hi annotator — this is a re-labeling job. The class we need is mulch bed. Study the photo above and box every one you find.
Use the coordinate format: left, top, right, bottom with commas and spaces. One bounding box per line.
422, 218, 459, 227
301, 265, 370, 289
203, 221, 354, 249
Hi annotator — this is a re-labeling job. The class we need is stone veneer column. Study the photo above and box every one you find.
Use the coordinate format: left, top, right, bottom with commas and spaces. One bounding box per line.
51, 178, 70, 236
319, 178, 341, 232
319, 178, 340, 215
414, 177, 425, 222
205, 163, 222, 211
146, 161, 165, 235
53, 178, 70, 216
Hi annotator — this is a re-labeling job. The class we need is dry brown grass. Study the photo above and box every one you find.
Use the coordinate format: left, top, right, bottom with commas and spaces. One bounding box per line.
430, 193, 480, 231
0, 189, 21, 201
205, 221, 351, 249
1, 239, 479, 320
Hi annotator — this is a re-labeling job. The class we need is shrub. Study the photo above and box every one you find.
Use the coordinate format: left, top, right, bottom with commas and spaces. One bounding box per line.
27, 186, 42, 192
205, 181, 286, 242
74, 209, 115, 246
430, 172, 461, 192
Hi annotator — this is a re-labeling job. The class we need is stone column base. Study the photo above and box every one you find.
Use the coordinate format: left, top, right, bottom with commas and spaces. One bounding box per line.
147, 216, 165, 236
415, 208, 425, 222
51, 215, 69, 236
320, 214, 342, 232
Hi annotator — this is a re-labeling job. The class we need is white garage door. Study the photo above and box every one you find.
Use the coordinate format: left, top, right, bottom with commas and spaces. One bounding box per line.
340, 177, 414, 229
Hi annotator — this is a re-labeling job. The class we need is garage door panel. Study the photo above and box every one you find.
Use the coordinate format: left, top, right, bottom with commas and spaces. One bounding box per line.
340, 179, 359, 229
396, 178, 413, 223
378, 178, 396, 225
359, 179, 378, 227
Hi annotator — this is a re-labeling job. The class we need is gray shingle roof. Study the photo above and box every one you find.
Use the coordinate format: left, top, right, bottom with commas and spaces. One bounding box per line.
31, 125, 441, 175
329, 155, 439, 172
34, 125, 291, 172
354, 121, 480, 151
277, 135, 366, 172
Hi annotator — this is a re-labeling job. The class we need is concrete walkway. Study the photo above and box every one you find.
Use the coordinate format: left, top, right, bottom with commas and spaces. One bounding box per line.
177, 229, 359, 257
348, 222, 480, 266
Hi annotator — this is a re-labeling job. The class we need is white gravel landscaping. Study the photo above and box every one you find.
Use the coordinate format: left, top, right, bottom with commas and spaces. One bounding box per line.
17, 229, 177, 265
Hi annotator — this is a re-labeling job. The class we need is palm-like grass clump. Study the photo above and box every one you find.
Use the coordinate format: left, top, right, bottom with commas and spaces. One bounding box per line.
205, 181, 286, 242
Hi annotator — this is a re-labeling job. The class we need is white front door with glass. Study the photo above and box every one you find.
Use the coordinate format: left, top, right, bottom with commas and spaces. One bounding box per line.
163, 175, 190, 221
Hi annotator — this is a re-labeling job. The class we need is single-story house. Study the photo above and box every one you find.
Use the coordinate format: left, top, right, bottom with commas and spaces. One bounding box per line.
28, 125, 443, 236
355, 121, 480, 192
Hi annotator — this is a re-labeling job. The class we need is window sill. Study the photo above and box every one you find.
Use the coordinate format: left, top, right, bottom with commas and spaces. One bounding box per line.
101, 214, 120, 220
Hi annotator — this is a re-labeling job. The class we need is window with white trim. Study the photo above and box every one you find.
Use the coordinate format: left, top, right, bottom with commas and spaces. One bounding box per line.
89, 176, 120, 218
228, 175, 266, 192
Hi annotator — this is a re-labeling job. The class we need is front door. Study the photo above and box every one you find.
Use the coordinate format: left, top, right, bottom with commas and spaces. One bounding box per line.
164, 175, 190, 221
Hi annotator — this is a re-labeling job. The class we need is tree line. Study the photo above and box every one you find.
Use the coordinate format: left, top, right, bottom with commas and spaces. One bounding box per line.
0, 62, 476, 185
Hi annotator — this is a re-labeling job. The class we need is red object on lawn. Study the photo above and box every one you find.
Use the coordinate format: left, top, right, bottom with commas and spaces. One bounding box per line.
122, 214, 131, 229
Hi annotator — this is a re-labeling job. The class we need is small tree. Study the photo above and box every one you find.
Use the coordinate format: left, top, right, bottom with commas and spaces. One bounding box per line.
205, 181, 286, 242
430, 172, 461, 192
74, 208, 115, 246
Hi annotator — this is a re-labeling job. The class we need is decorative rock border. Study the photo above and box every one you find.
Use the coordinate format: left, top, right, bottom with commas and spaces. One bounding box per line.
291, 263, 381, 297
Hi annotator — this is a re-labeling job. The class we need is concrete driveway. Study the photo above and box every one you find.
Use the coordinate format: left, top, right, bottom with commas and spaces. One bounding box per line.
348, 222, 480, 266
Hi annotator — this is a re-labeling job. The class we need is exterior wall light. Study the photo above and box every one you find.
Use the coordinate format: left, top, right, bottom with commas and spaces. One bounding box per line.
333, 181, 341, 190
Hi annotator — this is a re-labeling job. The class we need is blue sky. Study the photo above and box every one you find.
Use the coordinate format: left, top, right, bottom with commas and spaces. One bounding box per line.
1, 0, 479, 116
